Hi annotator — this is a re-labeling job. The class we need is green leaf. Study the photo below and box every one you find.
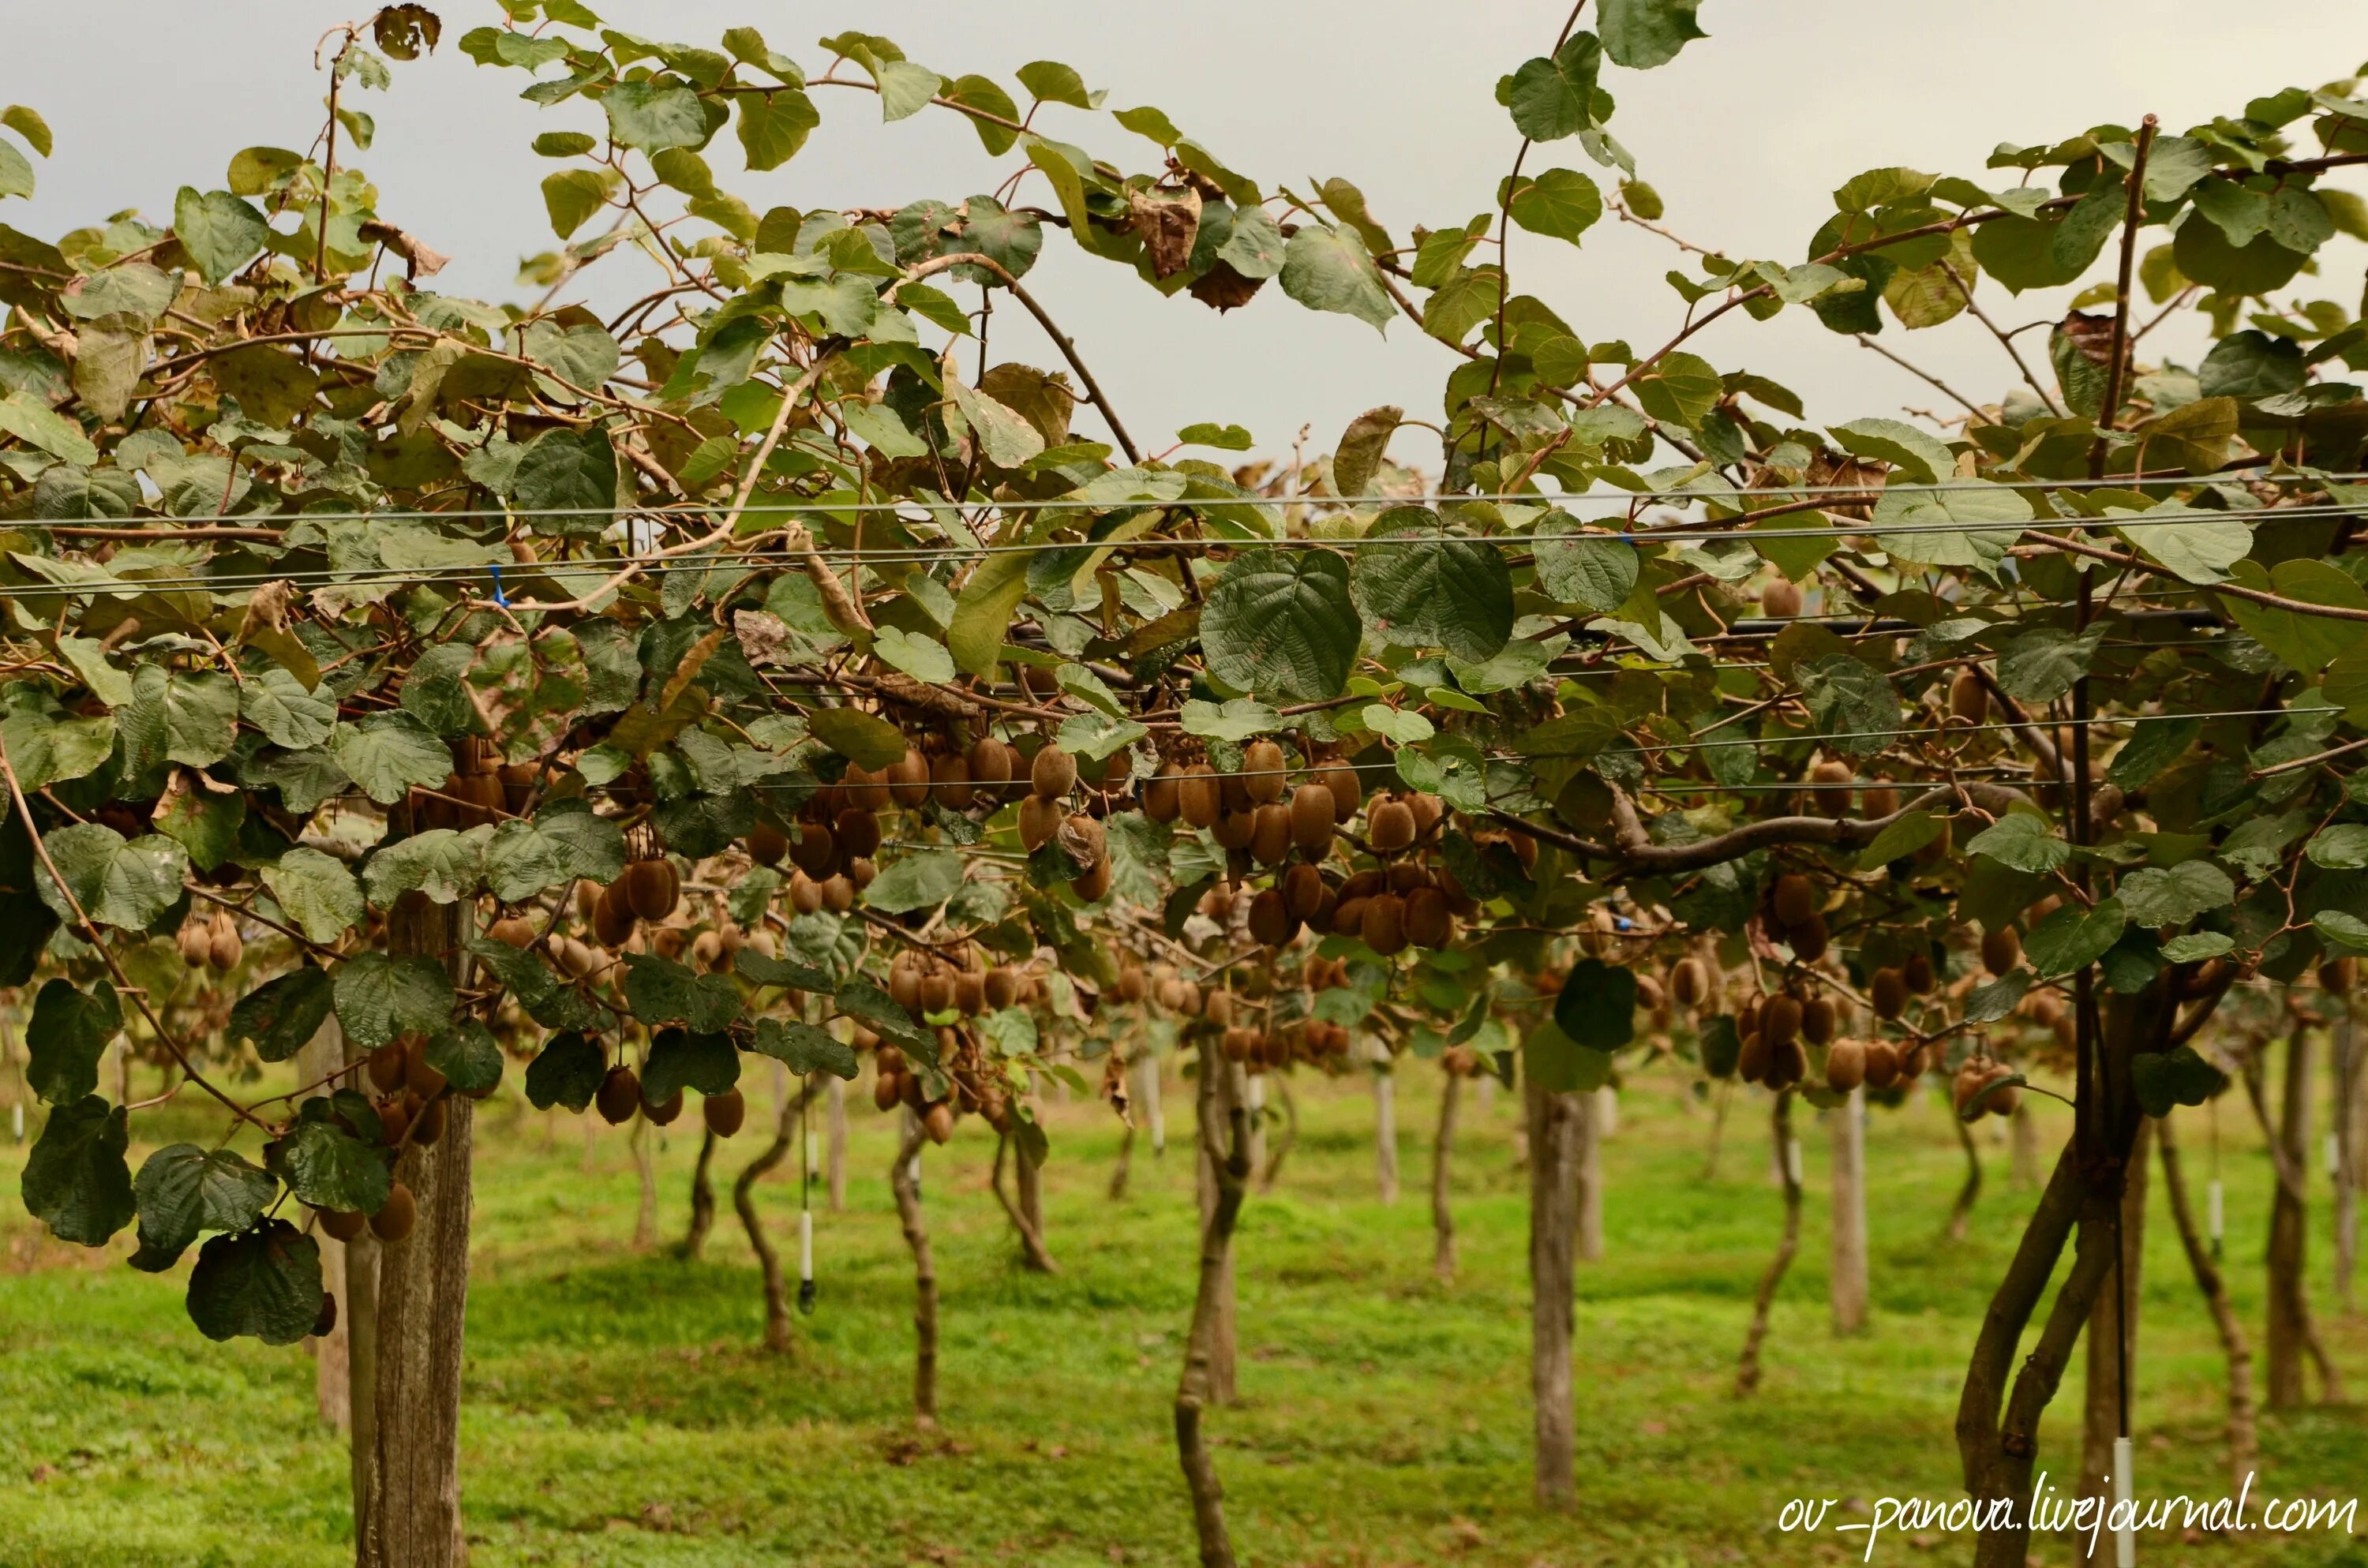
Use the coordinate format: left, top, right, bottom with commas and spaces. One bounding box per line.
736, 947, 834, 993
1178, 422, 1253, 451
873, 625, 956, 684
1524, 1018, 1613, 1094
1016, 60, 1094, 109
834, 977, 931, 1054
1504, 167, 1603, 245
1966, 811, 2069, 874
806, 705, 909, 769
2117, 508, 2251, 586
362, 826, 489, 906
262, 848, 364, 944
948, 379, 1045, 467
0, 392, 96, 465
172, 188, 268, 286
2023, 896, 2126, 977
26, 978, 120, 1105
2310, 822, 2368, 871
129, 1145, 274, 1273
1331, 406, 1401, 498
2131, 1043, 2227, 1117
864, 848, 964, 915
541, 168, 613, 239
0, 694, 112, 793
483, 801, 625, 901
0, 135, 33, 200
333, 952, 456, 1050
1630, 350, 1722, 428
2219, 559, 2368, 675
2118, 861, 2235, 928
2172, 216, 2308, 297
424, 1020, 503, 1096
641, 1028, 740, 1102
1349, 507, 1514, 662
35, 825, 188, 930
230, 965, 335, 1063
1202, 547, 1360, 702
267, 1117, 391, 1214
126, 666, 239, 769
330, 711, 452, 805
2, 104, 53, 157
1179, 698, 1282, 743
751, 1017, 859, 1079
524, 1032, 606, 1112
604, 80, 709, 152
240, 666, 336, 750
1553, 959, 1636, 1051
2317, 909, 2368, 954
947, 552, 1032, 679
624, 952, 740, 1031
21, 1095, 133, 1246
2160, 931, 2235, 963
511, 425, 617, 522
1499, 33, 1602, 142
1997, 626, 2104, 705
1856, 810, 1942, 871
185, 1221, 323, 1346
1599, 0, 1707, 67
1829, 417, 1953, 484
1962, 969, 2032, 1025
736, 88, 819, 171
1278, 226, 1392, 331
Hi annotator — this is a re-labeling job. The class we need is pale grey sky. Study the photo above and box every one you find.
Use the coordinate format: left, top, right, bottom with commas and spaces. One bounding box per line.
9, 2, 2366, 463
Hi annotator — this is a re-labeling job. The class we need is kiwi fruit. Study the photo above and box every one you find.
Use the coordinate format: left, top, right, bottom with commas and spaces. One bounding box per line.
1368, 798, 1417, 851
789, 870, 824, 915
1283, 863, 1329, 922
1250, 803, 1293, 866
639, 1088, 681, 1126
1205, 990, 1236, 1027
1117, 965, 1148, 1004
318, 1207, 368, 1243
1031, 744, 1078, 799
1771, 873, 1818, 930
789, 821, 838, 878
624, 858, 680, 922
1982, 925, 2021, 977
557, 937, 601, 979
1861, 1038, 1901, 1090
879, 749, 926, 809
489, 915, 537, 949
1144, 770, 1182, 822
403, 1038, 447, 1100
596, 1065, 641, 1125
1288, 784, 1336, 854
1320, 762, 1363, 822
1404, 885, 1453, 949
1807, 760, 1856, 818
1861, 782, 1901, 819
955, 970, 987, 1015
967, 736, 1015, 792
2321, 957, 2359, 993
1669, 956, 1709, 1010
1737, 1029, 1770, 1084
1212, 808, 1257, 850
1018, 793, 1063, 851
929, 754, 975, 810
178, 919, 210, 968
1869, 967, 1907, 1020
1800, 996, 1838, 1046
1761, 994, 1803, 1046
1407, 792, 1444, 839
985, 964, 1021, 1009
1902, 952, 1935, 994
872, 1072, 905, 1113
410, 1095, 448, 1147
1761, 576, 1803, 618
690, 930, 725, 971
703, 1087, 746, 1138
1791, 913, 1830, 964
1248, 888, 1296, 947
923, 1102, 957, 1144
1072, 859, 1113, 901
1178, 763, 1222, 828
367, 1042, 407, 1094
208, 912, 243, 972
370, 1183, 417, 1242
1948, 667, 1988, 725
1060, 812, 1108, 866
847, 856, 877, 889
1824, 1037, 1865, 1092
377, 1096, 412, 1148
1242, 739, 1287, 804
592, 882, 636, 949
1332, 895, 1370, 937
1362, 892, 1409, 956
1770, 1036, 1809, 1090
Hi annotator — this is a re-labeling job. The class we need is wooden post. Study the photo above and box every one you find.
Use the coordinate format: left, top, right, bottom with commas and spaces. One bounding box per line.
2078, 1119, 2150, 1562
1526, 1072, 1582, 1506
1432, 1067, 1461, 1282
1830, 1090, 1868, 1334
2267, 1028, 2314, 1407
2336, 1016, 2359, 1316
1196, 1056, 1242, 1404
1373, 1047, 1399, 1205
1576, 1080, 1603, 1262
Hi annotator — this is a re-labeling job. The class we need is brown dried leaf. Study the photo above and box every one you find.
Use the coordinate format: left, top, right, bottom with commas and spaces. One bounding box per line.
1127, 187, 1202, 281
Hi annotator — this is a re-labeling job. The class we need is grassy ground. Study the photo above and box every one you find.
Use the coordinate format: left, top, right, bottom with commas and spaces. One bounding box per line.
1, 1053, 2363, 1568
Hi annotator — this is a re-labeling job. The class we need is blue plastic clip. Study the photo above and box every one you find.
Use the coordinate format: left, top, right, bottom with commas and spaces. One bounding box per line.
489, 563, 510, 608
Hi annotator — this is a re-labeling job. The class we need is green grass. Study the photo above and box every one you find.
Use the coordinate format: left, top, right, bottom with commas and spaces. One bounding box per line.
2, 1059, 2363, 1566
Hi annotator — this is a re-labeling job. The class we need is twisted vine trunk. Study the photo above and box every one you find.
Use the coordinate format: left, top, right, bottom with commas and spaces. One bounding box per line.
2078, 1119, 2151, 1564
2336, 1016, 2359, 1315
734, 1076, 818, 1353
2159, 1114, 2257, 1488
826, 1074, 847, 1212
1526, 1072, 1583, 1506
1110, 1121, 1137, 1199
358, 893, 472, 1568
991, 1131, 1058, 1273
1737, 1092, 1800, 1396
1432, 1068, 1461, 1282
890, 1115, 937, 1426
1175, 1038, 1249, 1568
1373, 1057, 1399, 1204
2011, 1100, 2042, 1188
630, 1114, 658, 1250
678, 1128, 717, 1260
1958, 984, 2175, 1568
1195, 1059, 1242, 1404
2259, 1026, 2348, 1406
1949, 1111, 1984, 1241
1258, 1072, 1297, 1192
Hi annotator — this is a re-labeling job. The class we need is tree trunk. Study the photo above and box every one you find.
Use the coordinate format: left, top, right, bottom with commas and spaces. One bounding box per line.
1258, 1071, 1297, 1192
1195, 1058, 1241, 1405
2264, 1026, 2339, 1407
1137, 1049, 1166, 1158
1576, 1079, 1603, 1262
1830, 1088, 1868, 1334
1432, 1067, 1461, 1282
991, 1130, 1058, 1273
1737, 1092, 1802, 1396
1110, 1122, 1137, 1200
1949, 1109, 1984, 1241
630, 1114, 658, 1250
301, 1018, 351, 1432
1372, 1057, 1399, 1204
2078, 1118, 2151, 1564
358, 893, 472, 1568
1243, 1071, 1267, 1177
733, 1076, 817, 1354
1526, 1072, 1582, 1507
677, 1128, 717, 1260
1594, 1084, 1618, 1138
2011, 1099, 2042, 1188
1957, 983, 2176, 1568
890, 1113, 937, 1425
826, 1072, 847, 1212
2335, 1016, 2359, 1316
1175, 1037, 1249, 1568
1703, 1077, 1730, 1181
2159, 1114, 2257, 1490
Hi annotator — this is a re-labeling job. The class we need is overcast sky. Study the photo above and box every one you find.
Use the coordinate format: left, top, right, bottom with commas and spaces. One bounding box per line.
10, 2, 2368, 466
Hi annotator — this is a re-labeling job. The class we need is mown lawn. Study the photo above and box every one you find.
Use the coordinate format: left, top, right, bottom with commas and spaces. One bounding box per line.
1, 1054, 2363, 1567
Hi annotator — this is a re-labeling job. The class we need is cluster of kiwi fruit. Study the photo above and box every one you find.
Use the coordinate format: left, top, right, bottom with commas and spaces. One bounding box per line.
1763, 871, 1832, 964
1950, 1053, 2021, 1118
886, 943, 1040, 1016
176, 908, 244, 972
410, 736, 538, 830
589, 1054, 746, 1138
1014, 744, 1116, 899
307, 1031, 501, 1244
